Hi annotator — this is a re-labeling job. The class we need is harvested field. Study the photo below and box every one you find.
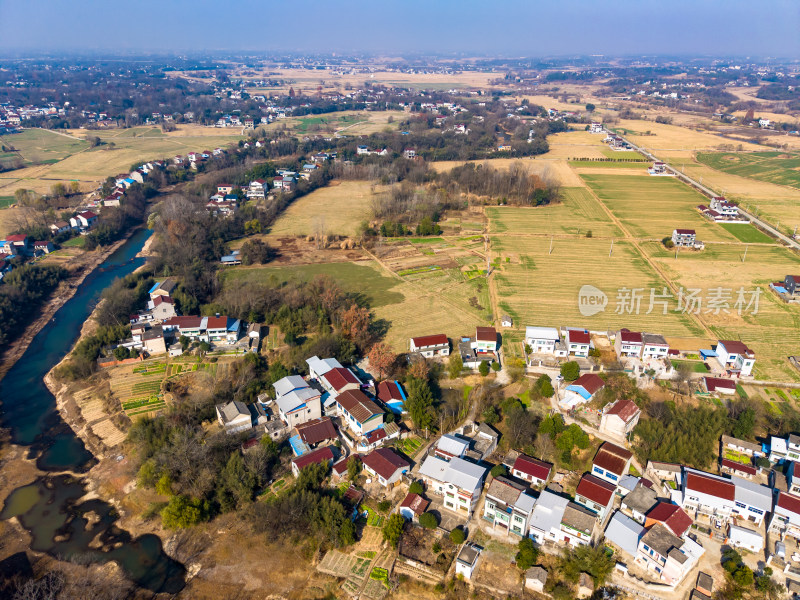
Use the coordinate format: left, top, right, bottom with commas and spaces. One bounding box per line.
613, 120, 766, 157
268, 180, 385, 237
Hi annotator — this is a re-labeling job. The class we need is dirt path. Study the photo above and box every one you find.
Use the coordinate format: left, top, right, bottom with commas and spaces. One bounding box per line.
565, 162, 716, 339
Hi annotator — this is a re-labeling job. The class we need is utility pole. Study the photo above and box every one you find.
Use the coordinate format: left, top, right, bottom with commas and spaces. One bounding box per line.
742, 245, 748, 262
609, 239, 614, 257
549, 236, 553, 255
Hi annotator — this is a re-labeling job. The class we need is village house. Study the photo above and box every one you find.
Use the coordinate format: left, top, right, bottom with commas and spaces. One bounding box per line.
599, 399, 641, 439
295, 417, 338, 449
361, 448, 410, 488
728, 523, 764, 552
273, 375, 323, 428
247, 179, 267, 199
575, 474, 617, 520
720, 435, 763, 459
142, 327, 167, 355
434, 434, 470, 461
472, 326, 498, 353
648, 161, 669, 175
320, 366, 362, 397
216, 401, 252, 435
334, 389, 384, 437
645, 502, 693, 538
621, 482, 659, 523
591, 442, 633, 486
483, 476, 536, 536
306, 355, 343, 380
33, 240, 54, 255
768, 434, 800, 462
672, 228, 697, 247
217, 184, 234, 195
454, 544, 481, 580
641, 333, 669, 359
768, 491, 800, 541
560, 503, 597, 547
786, 462, 800, 496
715, 340, 755, 377
377, 380, 406, 414
510, 454, 552, 487
70, 211, 98, 231
703, 377, 737, 394
525, 566, 548, 593
561, 373, 605, 409
565, 328, 591, 357
524, 326, 567, 357
49, 221, 70, 235
615, 329, 643, 358
151, 295, 177, 321
418, 455, 487, 516
679, 469, 735, 520
501, 315, 513, 328
720, 459, 757, 479
149, 278, 178, 300
2, 234, 30, 255
398, 492, 429, 522
290, 446, 334, 477
637, 523, 705, 585
604, 511, 645, 559
527, 489, 594, 547
409, 334, 450, 357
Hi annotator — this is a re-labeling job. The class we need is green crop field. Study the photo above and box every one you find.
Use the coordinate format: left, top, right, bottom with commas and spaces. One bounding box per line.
600, 149, 648, 161
0, 129, 89, 166
696, 151, 800, 190
569, 160, 648, 169
719, 223, 776, 244
487, 187, 621, 238
581, 173, 738, 242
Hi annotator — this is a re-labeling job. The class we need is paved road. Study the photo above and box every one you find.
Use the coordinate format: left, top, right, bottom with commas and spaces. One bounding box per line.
618, 135, 800, 252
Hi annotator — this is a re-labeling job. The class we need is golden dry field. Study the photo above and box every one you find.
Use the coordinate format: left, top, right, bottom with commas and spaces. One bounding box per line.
267, 180, 386, 237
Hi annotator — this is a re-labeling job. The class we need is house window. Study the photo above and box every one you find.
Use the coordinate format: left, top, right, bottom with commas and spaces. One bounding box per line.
608, 473, 618, 481
735, 501, 746, 509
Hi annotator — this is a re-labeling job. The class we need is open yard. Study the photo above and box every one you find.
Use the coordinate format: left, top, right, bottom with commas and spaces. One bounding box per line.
696, 151, 800, 190
0, 128, 89, 167
268, 180, 384, 238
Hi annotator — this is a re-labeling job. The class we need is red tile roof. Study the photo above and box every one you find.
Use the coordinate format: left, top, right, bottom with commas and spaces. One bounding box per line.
206, 316, 228, 330
5, 234, 27, 242
512, 455, 552, 481
362, 448, 409, 481
721, 459, 756, 477
335, 389, 382, 424
163, 316, 203, 328
606, 399, 640, 423
619, 329, 643, 344
718, 340, 754, 357
685, 472, 735, 501
476, 327, 497, 343
593, 443, 632, 477
576, 474, 615, 506
704, 377, 737, 392
79, 210, 98, 219
400, 492, 429, 515
365, 427, 387, 445
411, 333, 448, 348
778, 491, 800, 515
291, 446, 334, 471
296, 417, 337, 445
675, 229, 695, 235
646, 502, 693, 537
568, 329, 590, 344
377, 380, 404, 403
323, 367, 361, 392
573, 373, 605, 396
153, 295, 174, 306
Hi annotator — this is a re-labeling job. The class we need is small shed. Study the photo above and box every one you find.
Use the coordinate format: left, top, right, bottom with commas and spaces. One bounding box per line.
524, 566, 547, 592
247, 323, 261, 339
501, 315, 513, 328
728, 524, 764, 552
696, 571, 713, 597
455, 543, 481, 580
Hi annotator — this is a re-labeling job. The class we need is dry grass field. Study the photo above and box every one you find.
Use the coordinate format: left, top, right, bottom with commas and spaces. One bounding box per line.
613, 120, 766, 158
0, 125, 245, 197
260, 110, 406, 137
268, 180, 385, 238
429, 156, 584, 187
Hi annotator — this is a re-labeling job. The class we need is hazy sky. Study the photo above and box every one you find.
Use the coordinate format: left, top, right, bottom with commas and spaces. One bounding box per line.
1, 0, 798, 57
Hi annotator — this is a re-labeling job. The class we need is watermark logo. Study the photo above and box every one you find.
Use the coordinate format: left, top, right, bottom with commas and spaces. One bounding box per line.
578, 285, 608, 317
577, 285, 761, 317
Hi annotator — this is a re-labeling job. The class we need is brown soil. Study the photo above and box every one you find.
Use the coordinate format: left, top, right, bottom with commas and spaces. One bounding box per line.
269, 235, 366, 265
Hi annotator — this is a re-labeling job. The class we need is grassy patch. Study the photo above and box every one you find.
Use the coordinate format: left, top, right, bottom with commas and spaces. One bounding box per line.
671, 360, 710, 373
0, 196, 15, 209
697, 151, 800, 190
398, 265, 442, 277
62, 236, 86, 248
719, 224, 776, 244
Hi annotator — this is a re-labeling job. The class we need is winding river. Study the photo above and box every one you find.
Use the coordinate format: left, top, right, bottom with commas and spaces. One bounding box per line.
0, 228, 186, 593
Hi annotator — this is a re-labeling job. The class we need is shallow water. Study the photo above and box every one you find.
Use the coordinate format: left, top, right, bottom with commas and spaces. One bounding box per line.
0, 229, 186, 593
